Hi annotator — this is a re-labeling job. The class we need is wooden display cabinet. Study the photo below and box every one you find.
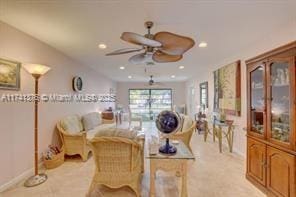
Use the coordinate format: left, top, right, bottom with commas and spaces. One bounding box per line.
246, 41, 296, 197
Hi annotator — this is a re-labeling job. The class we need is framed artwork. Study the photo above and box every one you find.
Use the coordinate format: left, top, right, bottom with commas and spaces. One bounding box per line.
0, 58, 21, 90
199, 81, 208, 108
213, 60, 241, 116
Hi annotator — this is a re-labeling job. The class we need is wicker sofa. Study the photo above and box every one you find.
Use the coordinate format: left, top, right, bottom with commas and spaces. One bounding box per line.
170, 115, 196, 153
87, 128, 144, 197
57, 112, 115, 161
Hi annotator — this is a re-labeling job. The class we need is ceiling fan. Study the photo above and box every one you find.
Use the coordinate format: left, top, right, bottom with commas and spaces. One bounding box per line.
106, 21, 195, 64
146, 75, 164, 87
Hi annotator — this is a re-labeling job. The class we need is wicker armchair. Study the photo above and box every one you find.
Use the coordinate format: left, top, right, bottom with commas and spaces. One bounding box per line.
169, 118, 196, 153
57, 122, 91, 161
57, 118, 115, 162
87, 137, 142, 197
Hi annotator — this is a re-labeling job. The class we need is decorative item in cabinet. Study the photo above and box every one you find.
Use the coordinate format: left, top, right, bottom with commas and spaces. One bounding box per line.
271, 121, 290, 142
251, 111, 264, 134
272, 67, 290, 86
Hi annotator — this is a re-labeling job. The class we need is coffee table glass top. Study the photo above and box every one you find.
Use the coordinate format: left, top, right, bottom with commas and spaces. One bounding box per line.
145, 140, 195, 160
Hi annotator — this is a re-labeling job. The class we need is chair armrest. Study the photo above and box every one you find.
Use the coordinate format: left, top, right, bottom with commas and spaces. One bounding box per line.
61, 130, 87, 137
135, 138, 144, 148
171, 131, 185, 137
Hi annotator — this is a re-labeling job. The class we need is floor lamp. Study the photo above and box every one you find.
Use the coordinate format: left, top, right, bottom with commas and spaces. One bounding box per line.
23, 64, 51, 187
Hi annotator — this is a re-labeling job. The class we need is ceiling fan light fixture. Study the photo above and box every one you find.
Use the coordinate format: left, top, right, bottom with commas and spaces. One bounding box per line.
98, 43, 107, 49
198, 42, 207, 48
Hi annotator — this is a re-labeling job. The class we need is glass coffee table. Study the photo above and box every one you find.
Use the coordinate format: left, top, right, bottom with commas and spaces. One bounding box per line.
146, 140, 195, 197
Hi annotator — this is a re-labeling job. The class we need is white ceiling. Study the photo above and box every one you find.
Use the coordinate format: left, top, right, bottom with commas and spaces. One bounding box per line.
0, 0, 295, 82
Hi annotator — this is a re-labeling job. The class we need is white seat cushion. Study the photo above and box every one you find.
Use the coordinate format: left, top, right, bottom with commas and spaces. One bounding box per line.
82, 112, 102, 131
87, 123, 116, 140
60, 115, 83, 134
94, 127, 138, 140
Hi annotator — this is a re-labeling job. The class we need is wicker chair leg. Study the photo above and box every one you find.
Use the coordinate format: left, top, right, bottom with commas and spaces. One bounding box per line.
188, 146, 193, 154
81, 152, 88, 162
87, 181, 97, 197
130, 182, 141, 197
204, 129, 208, 142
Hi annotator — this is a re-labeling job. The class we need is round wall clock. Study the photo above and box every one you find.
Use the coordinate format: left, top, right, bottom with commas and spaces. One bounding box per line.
72, 76, 83, 92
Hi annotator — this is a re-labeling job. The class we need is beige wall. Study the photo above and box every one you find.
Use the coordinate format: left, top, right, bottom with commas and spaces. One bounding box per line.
186, 21, 296, 156
0, 22, 116, 188
116, 81, 186, 110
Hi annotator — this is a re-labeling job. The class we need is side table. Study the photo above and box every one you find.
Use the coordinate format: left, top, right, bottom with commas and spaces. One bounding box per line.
146, 141, 195, 197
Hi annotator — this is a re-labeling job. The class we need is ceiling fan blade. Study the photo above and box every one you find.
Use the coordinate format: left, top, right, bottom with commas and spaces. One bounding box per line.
129, 53, 153, 64
147, 83, 160, 87
106, 48, 143, 56
154, 32, 195, 56
121, 32, 162, 47
152, 51, 182, 63
154, 82, 164, 87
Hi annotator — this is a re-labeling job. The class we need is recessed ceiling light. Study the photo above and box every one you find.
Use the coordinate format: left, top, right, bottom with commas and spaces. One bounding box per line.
198, 42, 207, 48
98, 43, 107, 49
171, 75, 176, 78
128, 75, 132, 79
179, 66, 185, 69
119, 66, 125, 70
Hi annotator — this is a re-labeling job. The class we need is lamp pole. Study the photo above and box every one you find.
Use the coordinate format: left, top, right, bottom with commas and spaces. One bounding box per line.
33, 74, 40, 176
23, 64, 50, 187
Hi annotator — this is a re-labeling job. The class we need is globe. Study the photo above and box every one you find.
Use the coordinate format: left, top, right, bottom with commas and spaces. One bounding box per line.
155, 110, 181, 155
156, 110, 181, 134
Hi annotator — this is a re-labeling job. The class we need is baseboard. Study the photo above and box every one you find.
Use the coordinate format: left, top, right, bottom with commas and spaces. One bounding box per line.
0, 163, 43, 193
220, 140, 245, 158
233, 147, 245, 158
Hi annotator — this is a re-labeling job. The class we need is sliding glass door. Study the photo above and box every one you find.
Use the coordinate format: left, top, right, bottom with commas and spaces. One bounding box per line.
129, 89, 172, 121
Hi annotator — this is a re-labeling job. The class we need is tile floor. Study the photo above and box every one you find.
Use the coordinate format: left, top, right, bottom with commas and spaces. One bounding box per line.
1, 122, 265, 197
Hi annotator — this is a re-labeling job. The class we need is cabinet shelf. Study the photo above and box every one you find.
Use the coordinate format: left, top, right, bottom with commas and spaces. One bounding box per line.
272, 84, 289, 87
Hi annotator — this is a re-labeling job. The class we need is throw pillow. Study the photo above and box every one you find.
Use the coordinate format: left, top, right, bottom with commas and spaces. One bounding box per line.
95, 127, 137, 139
82, 112, 102, 131
60, 115, 83, 134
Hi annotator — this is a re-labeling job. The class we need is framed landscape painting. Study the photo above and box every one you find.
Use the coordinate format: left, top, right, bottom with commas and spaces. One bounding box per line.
0, 58, 21, 90
213, 60, 241, 116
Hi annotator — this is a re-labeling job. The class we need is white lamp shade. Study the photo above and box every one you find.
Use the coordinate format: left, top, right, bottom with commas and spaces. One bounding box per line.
23, 64, 51, 75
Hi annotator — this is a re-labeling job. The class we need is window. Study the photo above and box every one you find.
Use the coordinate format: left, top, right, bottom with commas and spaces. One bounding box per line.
129, 89, 172, 121
199, 82, 208, 109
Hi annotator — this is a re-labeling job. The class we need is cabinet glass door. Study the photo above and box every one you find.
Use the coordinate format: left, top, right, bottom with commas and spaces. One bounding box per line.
269, 61, 291, 143
250, 65, 265, 135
